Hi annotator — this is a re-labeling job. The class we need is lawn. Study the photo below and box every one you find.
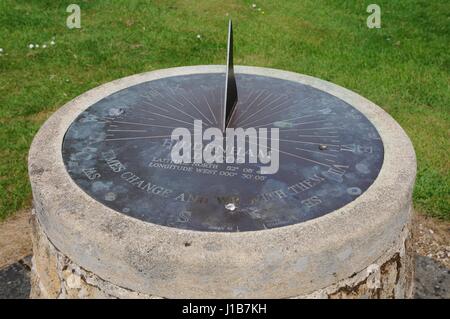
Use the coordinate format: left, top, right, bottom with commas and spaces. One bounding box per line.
0, 0, 448, 220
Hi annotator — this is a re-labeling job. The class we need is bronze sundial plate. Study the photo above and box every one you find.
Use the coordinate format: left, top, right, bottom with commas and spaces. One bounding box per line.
62, 70, 383, 232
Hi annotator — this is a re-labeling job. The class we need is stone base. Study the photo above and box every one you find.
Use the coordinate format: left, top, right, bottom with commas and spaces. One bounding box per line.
30, 213, 159, 299
30, 211, 414, 299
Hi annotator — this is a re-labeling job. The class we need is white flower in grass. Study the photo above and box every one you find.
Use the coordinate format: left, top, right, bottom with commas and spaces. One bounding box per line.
252, 4, 257, 8
0, 48, 3, 53
36, 44, 39, 48
50, 40, 55, 45
29, 44, 34, 49
43, 44, 47, 48
196, 34, 201, 39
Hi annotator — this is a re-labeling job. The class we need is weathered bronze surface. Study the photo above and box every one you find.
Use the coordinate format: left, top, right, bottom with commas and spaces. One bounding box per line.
62, 73, 384, 232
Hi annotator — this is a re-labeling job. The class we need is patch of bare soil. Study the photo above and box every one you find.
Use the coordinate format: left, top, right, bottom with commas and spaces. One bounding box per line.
0, 210, 32, 269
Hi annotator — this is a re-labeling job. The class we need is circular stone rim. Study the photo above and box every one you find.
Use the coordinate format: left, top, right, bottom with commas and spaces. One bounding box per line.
28, 65, 416, 298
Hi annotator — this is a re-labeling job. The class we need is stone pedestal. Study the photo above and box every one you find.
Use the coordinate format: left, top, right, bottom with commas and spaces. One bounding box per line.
28, 66, 416, 298
30, 211, 414, 299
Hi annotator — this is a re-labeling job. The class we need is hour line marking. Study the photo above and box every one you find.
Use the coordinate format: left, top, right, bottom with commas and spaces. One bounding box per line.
214, 87, 223, 112
166, 87, 191, 107
109, 120, 190, 129
150, 92, 191, 115
138, 109, 205, 127
241, 90, 266, 115
291, 119, 329, 126
140, 100, 170, 113
263, 95, 292, 112
295, 147, 338, 157
178, 92, 214, 125
278, 127, 340, 131
247, 140, 331, 168
141, 97, 201, 123
241, 89, 256, 108
203, 93, 218, 124
183, 92, 214, 126
235, 89, 257, 116
107, 129, 147, 132
250, 112, 318, 128
104, 135, 173, 141
240, 101, 299, 127
208, 89, 221, 125
167, 88, 214, 123
251, 91, 275, 110
152, 89, 186, 109
257, 136, 340, 147
104, 133, 203, 142
238, 94, 289, 125
297, 135, 339, 138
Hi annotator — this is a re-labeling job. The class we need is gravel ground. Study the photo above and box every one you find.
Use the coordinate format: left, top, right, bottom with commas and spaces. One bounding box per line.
0, 257, 31, 299
0, 210, 448, 299
411, 213, 450, 298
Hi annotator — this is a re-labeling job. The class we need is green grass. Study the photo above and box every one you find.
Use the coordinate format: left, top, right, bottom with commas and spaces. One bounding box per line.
0, 0, 448, 220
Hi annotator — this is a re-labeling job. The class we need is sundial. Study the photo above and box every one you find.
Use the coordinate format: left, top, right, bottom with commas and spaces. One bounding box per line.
61, 20, 383, 232
30, 19, 416, 298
